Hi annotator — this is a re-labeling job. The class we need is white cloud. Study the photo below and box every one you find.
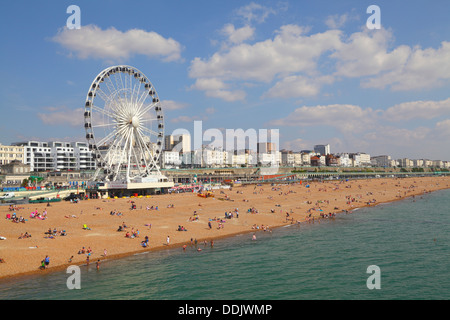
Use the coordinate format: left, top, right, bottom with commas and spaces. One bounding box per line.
269, 97, 450, 159
383, 98, 450, 122
435, 119, 450, 136
190, 26, 340, 81
331, 28, 450, 91
331, 28, 411, 78
170, 115, 205, 123
221, 24, 255, 45
205, 107, 216, 115
325, 14, 348, 29
281, 138, 309, 151
204, 89, 247, 102
325, 10, 360, 29
270, 104, 378, 133
362, 41, 450, 91
38, 106, 84, 127
189, 78, 246, 102
52, 25, 183, 62
235, 2, 276, 23
190, 17, 450, 102
162, 100, 189, 111
264, 75, 334, 99
189, 25, 341, 101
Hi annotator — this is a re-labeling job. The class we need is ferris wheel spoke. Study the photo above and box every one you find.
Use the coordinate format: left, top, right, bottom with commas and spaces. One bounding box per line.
119, 71, 126, 95
92, 105, 118, 121
131, 136, 145, 176
139, 118, 158, 123
106, 134, 126, 169
95, 87, 126, 116
92, 122, 118, 129
95, 87, 112, 104
95, 129, 118, 147
130, 80, 142, 114
138, 126, 160, 137
126, 129, 135, 180
136, 102, 157, 119
133, 129, 151, 170
134, 88, 150, 114
113, 73, 124, 96
104, 76, 118, 98
134, 130, 153, 170
136, 129, 160, 170
115, 128, 132, 178
103, 77, 130, 115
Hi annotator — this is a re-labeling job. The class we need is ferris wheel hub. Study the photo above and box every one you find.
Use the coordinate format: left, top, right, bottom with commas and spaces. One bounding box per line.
131, 116, 140, 128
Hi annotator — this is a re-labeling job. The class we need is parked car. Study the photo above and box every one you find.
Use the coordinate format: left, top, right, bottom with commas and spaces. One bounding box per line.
0, 192, 15, 199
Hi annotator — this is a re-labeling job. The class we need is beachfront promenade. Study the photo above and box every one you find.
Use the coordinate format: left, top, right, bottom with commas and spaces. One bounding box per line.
162, 167, 450, 185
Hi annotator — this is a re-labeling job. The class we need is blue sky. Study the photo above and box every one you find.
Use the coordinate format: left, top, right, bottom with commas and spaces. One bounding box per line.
1, 0, 450, 160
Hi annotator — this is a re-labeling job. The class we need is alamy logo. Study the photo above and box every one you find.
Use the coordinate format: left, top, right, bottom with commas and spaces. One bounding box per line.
66, 5, 81, 30
366, 265, 381, 290
66, 265, 81, 289
366, 5, 381, 30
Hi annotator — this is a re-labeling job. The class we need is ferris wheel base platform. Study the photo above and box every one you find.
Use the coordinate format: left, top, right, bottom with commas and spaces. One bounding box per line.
98, 176, 174, 197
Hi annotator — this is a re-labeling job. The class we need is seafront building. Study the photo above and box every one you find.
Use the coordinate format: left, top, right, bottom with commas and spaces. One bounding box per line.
11, 141, 96, 172
0, 144, 24, 165
2, 138, 450, 173
314, 144, 331, 156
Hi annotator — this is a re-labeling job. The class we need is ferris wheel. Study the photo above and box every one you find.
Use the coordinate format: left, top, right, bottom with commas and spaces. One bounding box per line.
84, 65, 164, 182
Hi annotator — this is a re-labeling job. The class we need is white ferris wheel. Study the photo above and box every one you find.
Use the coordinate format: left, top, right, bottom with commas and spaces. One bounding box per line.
84, 65, 164, 182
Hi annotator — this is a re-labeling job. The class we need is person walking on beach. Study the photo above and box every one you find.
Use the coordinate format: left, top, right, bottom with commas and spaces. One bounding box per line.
44, 255, 50, 269
96, 259, 100, 270
166, 236, 170, 245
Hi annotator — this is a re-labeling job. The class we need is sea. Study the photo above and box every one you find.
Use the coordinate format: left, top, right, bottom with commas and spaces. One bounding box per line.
0, 188, 449, 300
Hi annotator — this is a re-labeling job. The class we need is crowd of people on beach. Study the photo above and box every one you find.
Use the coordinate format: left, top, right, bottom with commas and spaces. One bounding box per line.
18, 232, 32, 239
110, 209, 123, 216
44, 227, 67, 238
5, 213, 26, 223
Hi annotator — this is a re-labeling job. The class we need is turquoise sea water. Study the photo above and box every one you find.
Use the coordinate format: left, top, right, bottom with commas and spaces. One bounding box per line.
0, 189, 449, 300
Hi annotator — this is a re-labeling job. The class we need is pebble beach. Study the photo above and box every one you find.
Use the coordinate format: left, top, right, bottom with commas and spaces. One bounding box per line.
1, 176, 449, 281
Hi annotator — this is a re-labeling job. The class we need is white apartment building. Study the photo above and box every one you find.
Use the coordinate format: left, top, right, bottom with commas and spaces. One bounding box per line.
292, 153, 303, 166
350, 153, 371, 167
0, 144, 24, 165
432, 160, 444, 168
336, 153, 352, 167
397, 158, 414, 168
413, 159, 424, 168
371, 155, 392, 167
423, 159, 433, 167
314, 144, 330, 156
162, 151, 182, 168
281, 150, 295, 167
301, 152, 312, 165
12, 141, 96, 172
258, 151, 281, 167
